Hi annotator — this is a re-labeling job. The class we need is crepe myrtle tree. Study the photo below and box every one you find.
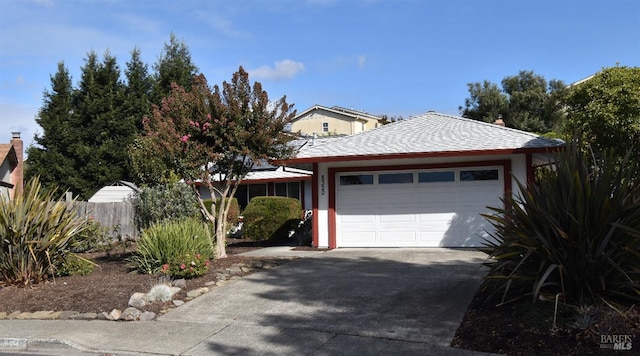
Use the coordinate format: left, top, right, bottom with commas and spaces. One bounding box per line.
141, 67, 297, 258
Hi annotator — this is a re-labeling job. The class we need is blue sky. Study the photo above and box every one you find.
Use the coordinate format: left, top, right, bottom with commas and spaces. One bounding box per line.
1, 0, 639, 150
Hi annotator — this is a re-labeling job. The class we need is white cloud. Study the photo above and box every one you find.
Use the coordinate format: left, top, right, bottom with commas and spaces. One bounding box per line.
250, 59, 305, 81
357, 55, 367, 68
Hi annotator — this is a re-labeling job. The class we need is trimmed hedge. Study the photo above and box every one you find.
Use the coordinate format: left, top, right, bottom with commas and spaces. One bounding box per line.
202, 197, 240, 225
243, 197, 301, 241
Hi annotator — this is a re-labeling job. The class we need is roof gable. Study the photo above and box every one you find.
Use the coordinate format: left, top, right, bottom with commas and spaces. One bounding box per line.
288, 112, 564, 162
292, 105, 381, 124
0, 144, 17, 168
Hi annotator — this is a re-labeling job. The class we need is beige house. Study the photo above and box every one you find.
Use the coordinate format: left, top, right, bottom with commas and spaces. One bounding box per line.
290, 105, 382, 136
0, 132, 24, 200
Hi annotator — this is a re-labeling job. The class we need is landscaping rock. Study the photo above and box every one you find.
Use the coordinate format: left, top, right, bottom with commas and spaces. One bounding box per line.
173, 300, 185, 307
121, 307, 141, 321
128, 292, 147, 308
0, 312, 6, 320
186, 287, 209, 298
225, 266, 242, 274
33, 311, 58, 320
204, 281, 216, 287
71, 312, 98, 320
15, 312, 33, 320
172, 279, 187, 288
57, 311, 78, 320
169, 286, 181, 295
108, 309, 122, 321
140, 311, 156, 321
7, 311, 21, 319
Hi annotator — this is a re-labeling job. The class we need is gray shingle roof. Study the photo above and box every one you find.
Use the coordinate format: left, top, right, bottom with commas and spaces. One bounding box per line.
290, 112, 564, 161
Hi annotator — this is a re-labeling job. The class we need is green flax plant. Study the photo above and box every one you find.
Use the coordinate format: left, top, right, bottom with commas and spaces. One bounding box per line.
480, 142, 640, 307
127, 217, 213, 275
0, 177, 89, 286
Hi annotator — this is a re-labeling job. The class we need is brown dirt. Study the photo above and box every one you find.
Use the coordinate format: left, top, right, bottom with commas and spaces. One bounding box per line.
451, 286, 639, 355
0, 238, 295, 316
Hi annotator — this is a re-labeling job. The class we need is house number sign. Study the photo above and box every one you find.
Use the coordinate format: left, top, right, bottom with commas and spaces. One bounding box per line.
321, 175, 325, 195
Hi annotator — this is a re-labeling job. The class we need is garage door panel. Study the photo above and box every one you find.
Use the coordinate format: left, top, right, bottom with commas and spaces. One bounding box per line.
379, 214, 415, 222
340, 214, 376, 223
379, 231, 417, 243
336, 167, 503, 248
416, 191, 456, 203
340, 231, 377, 245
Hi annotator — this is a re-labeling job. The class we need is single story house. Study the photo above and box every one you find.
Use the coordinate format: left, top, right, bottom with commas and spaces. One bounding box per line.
291, 105, 382, 136
280, 111, 564, 249
0, 132, 24, 201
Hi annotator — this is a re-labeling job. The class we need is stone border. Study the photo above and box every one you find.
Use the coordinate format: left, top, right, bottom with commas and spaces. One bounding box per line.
0, 258, 294, 322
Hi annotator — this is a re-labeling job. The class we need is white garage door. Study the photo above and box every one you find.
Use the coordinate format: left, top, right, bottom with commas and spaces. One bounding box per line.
336, 167, 503, 247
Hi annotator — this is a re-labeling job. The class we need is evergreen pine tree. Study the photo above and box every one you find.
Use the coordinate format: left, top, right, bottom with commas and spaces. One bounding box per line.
26, 62, 77, 191
151, 33, 199, 103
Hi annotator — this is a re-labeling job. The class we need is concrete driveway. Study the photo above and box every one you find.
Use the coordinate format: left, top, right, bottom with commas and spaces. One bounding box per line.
159, 248, 488, 355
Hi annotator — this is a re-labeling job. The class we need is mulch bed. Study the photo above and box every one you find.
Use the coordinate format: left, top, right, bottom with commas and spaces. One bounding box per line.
0, 238, 296, 316
451, 286, 639, 355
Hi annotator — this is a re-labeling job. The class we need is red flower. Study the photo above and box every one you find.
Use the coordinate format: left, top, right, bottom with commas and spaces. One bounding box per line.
196, 253, 201, 259
204, 260, 209, 266
162, 264, 169, 271
189, 267, 194, 271
180, 264, 186, 270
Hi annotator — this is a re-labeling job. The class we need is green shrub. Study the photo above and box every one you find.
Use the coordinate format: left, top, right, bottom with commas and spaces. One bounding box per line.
56, 255, 95, 277
480, 142, 640, 306
69, 217, 111, 253
127, 218, 214, 275
203, 197, 240, 226
243, 197, 301, 241
134, 182, 200, 230
0, 177, 89, 286
163, 252, 210, 279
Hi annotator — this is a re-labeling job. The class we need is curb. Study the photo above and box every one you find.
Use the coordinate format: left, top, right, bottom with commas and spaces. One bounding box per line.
0, 337, 161, 355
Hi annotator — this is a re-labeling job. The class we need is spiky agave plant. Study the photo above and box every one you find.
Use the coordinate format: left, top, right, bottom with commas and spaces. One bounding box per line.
0, 177, 89, 286
480, 141, 640, 306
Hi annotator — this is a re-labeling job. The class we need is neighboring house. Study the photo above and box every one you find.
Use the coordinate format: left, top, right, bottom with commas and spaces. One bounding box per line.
0, 132, 24, 201
290, 105, 382, 136
280, 111, 564, 249
88, 181, 140, 203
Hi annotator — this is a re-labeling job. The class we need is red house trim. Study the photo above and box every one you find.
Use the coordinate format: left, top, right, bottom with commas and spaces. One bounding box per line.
326, 159, 512, 249
311, 163, 319, 248
525, 153, 534, 185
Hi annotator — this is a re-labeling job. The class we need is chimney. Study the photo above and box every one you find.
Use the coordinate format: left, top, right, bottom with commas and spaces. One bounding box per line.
10, 132, 23, 198
494, 114, 505, 127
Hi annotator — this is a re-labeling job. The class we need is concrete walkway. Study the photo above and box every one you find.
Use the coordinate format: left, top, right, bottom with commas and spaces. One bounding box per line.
0, 248, 494, 355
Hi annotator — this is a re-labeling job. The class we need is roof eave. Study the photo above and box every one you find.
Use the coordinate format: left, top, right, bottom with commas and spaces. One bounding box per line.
278, 146, 565, 164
